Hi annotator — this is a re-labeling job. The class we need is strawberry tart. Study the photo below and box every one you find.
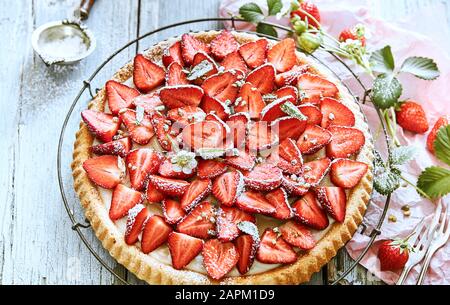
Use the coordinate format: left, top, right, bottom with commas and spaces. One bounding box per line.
72, 30, 374, 284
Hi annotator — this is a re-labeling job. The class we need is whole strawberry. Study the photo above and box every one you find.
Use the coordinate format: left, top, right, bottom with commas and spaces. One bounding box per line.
396, 101, 429, 134
290, 1, 321, 29
427, 115, 450, 153
378, 238, 411, 271
339, 24, 366, 47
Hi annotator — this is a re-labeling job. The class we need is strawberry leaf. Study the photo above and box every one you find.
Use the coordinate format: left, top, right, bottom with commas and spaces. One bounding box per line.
389, 145, 417, 166
370, 46, 395, 74
256, 23, 278, 38
371, 74, 402, 109
417, 166, 450, 199
267, 0, 283, 15
400, 56, 440, 80
239, 3, 265, 23
434, 124, 450, 166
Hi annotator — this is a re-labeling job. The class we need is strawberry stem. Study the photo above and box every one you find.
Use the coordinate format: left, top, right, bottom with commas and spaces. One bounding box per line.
400, 175, 431, 200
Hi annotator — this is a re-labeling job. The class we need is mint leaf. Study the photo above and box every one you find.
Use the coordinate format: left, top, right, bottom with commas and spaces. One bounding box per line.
389, 145, 417, 166
371, 74, 402, 109
434, 124, 450, 166
187, 60, 213, 81
370, 46, 395, 74
373, 151, 401, 195
267, 0, 282, 15
256, 23, 278, 38
280, 101, 307, 120
400, 56, 440, 80
417, 166, 450, 199
239, 3, 265, 23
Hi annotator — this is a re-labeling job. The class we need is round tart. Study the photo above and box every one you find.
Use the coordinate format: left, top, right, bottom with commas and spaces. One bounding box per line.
72, 30, 374, 284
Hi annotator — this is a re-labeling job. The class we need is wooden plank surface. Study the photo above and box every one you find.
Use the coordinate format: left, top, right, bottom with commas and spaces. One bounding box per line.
0, 0, 447, 285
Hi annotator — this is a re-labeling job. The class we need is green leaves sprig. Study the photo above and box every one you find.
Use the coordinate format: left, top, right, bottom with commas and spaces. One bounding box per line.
239, 0, 285, 37
417, 125, 450, 199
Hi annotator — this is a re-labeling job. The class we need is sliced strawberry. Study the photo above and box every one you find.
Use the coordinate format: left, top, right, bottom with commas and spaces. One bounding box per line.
150, 112, 173, 151
256, 229, 297, 264
216, 206, 255, 242
221, 51, 248, 74
225, 149, 256, 171
133, 92, 163, 114
133, 54, 165, 93
181, 34, 211, 66
265, 188, 293, 220
91, 137, 131, 158
202, 239, 239, 280
277, 138, 303, 174
292, 192, 329, 230
120, 109, 154, 145
236, 191, 276, 215
162, 41, 184, 68
181, 120, 224, 151
177, 201, 216, 239
126, 148, 163, 191
267, 38, 297, 73
279, 221, 316, 250
330, 159, 368, 189
205, 113, 230, 140
141, 215, 173, 253
326, 126, 365, 159
210, 30, 239, 60
200, 95, 230, 121
167, 106, 205, 129
281, 175, 309, 196
298, 103, 322, 125
82, 155, 124, 189
190, 52, 219, 85
260, 96, 292, 122
105, 80, 140, 115
297, 73, 338, 104
236, 234, 259, 276
297, 124, 332, 154
427, 116, 450, 153
166, 62, 189, 86
81, 109, 121, 143
159, 85, 204, 109
316, 187, 346, 222
109, 184, 143, 220
124, 204, 149, 245
244, 163, 282, 192
275, 65, 309, 87
148, 175, 190, 197
271, 116, 307, 142
158, 158, 196, 179
320, 98, 355, 128
239, 39, 268, 69
168, 232, 204, 270
275, 86, 299, 103
235, 83, 265, 119
212, 171, 245, 207
201, 71, 240, 103
197, 159, 227, 179
226, 112, 250, 149
162, 199, 186, 224
180, 178, 212, 212
247, 121, 277, 152
146, 182, 165, 203
302, 158, 331, 186
245, 64, 275, 94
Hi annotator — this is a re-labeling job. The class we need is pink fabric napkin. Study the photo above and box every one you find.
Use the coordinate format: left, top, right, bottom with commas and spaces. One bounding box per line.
219, 0, 450, 285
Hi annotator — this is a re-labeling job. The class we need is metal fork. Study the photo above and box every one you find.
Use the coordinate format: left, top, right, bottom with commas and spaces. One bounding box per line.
416, 202, 450, 285
396, 217, 435, 285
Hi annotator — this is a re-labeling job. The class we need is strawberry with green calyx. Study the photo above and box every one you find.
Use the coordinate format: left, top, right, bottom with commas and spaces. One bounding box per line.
378, 234, 414, 271
395, 100, 429, 134
290, 1, 321, 29
339, 24, 366, 47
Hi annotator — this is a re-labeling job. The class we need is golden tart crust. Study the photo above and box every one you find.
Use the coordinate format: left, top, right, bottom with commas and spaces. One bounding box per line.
72, 30, 374, 285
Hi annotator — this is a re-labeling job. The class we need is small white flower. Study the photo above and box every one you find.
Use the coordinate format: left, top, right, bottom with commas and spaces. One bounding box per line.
170, 150, 197, 173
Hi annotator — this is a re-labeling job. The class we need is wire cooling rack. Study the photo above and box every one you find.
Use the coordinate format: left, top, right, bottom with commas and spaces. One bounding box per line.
57, 17, 391, 285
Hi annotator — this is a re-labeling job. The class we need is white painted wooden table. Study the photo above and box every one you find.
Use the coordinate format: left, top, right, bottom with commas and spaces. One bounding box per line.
1, 0, 448, 285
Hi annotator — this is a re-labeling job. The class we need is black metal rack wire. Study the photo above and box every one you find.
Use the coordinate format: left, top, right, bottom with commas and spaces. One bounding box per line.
57, 17, 391, 285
